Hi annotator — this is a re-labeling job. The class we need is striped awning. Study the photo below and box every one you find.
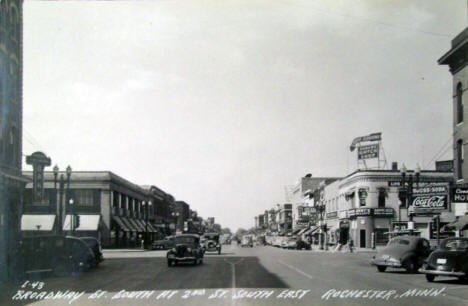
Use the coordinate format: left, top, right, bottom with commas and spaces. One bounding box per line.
113, 216, 130, 232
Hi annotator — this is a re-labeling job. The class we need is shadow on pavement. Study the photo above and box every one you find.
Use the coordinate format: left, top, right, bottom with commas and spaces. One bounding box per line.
0, 256, 288, 305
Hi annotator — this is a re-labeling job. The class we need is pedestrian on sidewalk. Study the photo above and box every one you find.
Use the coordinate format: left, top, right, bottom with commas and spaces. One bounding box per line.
348, 239, 354, 253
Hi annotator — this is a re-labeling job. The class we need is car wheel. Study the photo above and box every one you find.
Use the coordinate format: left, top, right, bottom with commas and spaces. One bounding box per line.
404, 259, 418, 273
377, 266, 386, 273
53, 262, 72, 277
425, 274, 435, 282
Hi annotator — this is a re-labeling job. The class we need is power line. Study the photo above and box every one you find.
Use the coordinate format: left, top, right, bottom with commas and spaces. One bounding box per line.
304, 2, 453, 38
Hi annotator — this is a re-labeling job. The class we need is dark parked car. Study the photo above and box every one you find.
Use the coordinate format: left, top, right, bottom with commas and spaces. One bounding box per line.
78, 237, 104, 266
152, 238, 175, 250
203, 232, 221, 254
167, 234, 204, 266
296, 239, 311, 250
19, 235, 95, 277
371, 235, 431, 273
419, 237, 468, 282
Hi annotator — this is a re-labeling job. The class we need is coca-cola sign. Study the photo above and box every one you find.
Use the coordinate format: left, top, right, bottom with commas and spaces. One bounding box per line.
411, 195, 448, 212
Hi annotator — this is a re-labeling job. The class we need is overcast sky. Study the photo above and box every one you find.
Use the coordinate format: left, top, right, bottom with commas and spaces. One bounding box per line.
22, 0, 467, 231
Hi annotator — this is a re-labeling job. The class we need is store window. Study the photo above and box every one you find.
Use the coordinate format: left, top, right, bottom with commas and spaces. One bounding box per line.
457, 82, 463, 124
378, 188, 386, 208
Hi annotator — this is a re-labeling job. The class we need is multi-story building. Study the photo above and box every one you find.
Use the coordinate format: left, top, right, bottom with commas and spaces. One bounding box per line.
289, 174, 340, 230
263, 210, 269, 229
0, 0, 25, 282
174, 201, 190, 233
258, 214, 265, 229
268, 208, 278, 233
278, 203, 293, 235
439, 26, 468, 236
21, 171, 176, 248
320, 168, 454, 248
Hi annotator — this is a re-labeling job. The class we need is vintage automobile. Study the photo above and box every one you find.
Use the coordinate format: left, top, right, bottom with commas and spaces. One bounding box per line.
78, 237, 104, 267
167, 234, 204, 266
152, 238, 175, 250
419, 237, 468, 282
295, 239, 311, 250
19, 235, 95, 277
281, 236, 298, 249
371, 235, 431, 273
203, 232, 222, 254
241, 235, 254, 247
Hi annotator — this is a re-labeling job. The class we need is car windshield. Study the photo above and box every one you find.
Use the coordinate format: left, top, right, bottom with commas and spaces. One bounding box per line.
174, 237, 197, 244
440, 238, 468, 251
388, 238, 410, 246
204, 235, 219, 241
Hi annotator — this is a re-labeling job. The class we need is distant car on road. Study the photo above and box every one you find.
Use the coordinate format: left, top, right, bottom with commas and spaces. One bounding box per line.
167, 234, 204, 266
241, 235, 253, 247
203, 232, 222, 254
152, 238, 175, 250
371, 235, 431, 273
78, 237, 104, 267
419, 237, 468, 282
19, 235, 95, 277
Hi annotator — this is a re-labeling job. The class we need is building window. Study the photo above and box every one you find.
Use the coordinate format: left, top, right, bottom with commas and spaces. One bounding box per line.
457, 139, 464, 180
457, 82, 463, 124
378, 188, 386, 208
73, 190, 97, 206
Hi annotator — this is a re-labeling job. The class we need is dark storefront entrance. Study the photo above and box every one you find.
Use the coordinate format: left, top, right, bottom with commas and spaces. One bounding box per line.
360, 229, 366, 248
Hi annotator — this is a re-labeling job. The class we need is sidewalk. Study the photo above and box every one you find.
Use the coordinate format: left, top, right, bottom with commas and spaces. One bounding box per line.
308, 245, 382, 253
103, 248, 148, 252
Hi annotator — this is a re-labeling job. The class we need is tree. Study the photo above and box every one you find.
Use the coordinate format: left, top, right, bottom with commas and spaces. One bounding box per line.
221, 227, 232, 235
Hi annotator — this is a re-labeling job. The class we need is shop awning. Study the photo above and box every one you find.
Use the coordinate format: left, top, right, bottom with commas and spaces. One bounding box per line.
136, 220, 151, 232
113, 216, 130, 232
120, 217, 137, 232
292, 228, 303, 235
442, 215, 468, 231
63, 215, 100, 231
297, 228, 308, 236
146, 221, 158, 233
128, 218, 144, 232
302, 226, 319, 236
21, 214, 55, 231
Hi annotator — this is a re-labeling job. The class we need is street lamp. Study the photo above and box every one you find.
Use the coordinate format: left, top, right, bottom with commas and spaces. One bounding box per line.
142, 201, 152, 249
53, 165, 72, 235
171, 211, 180, 234
69, 198, 74, 235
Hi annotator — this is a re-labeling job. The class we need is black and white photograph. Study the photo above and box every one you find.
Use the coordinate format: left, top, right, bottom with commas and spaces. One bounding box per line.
0, 0, 468, 305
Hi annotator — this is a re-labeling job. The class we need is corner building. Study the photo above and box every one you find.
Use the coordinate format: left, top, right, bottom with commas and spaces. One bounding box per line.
322, 169, 453, 248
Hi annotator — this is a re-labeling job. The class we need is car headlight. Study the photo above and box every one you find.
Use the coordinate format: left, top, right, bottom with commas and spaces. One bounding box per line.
187, 248, 192, 253
171, 248, 177, 253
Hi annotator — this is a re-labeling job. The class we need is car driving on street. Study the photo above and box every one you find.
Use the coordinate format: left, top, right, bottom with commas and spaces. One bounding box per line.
167, 234, 204, 266
371, 235, 431, 273
202, 232, 222, 254
419, 237, 468, 282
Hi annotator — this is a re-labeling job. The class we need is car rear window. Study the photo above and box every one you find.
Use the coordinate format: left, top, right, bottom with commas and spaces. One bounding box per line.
441, 239, 468, 251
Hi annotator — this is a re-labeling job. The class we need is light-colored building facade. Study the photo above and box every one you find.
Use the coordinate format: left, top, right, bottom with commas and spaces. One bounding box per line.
322, 169, 454, 248
289, 174, 340, 230
22, 171, 178, 248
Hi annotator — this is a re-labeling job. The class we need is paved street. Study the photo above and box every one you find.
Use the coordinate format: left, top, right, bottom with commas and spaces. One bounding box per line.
1, 243, 467, 306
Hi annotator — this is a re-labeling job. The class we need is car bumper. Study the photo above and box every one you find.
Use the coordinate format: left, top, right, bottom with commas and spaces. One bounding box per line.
205, 248, 219, 252
371, 259, 402, 268
418, 268, 465, 277
168, 256, 197, 262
